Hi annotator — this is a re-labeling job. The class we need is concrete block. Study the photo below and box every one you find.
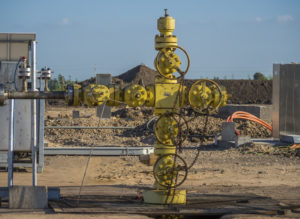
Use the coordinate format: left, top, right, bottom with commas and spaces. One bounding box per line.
96, 74, 112, 119
1, 186, 59, 201
72, 110, 80, 119
219, 104, 272, 122
221, 122, 236, 141
217, 139, 236, 147
96, 105, 111, 119
9, 186, 48, 209
48, 187, 60, 201
0, 187, 8, 199
235, 136, 252, 147
280, 134, 300, 144
217, 135, 252, 148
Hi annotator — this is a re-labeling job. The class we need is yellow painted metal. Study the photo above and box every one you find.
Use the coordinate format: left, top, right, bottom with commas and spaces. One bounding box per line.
145, 85, 155, 107
83, 84, 109, 107
155, 9, 178, 50
65, 10, 229, 205
154, 115, 178, 146
155, 48, 181, 78
188, 79, 228, 114
124, 84, 147, 107
218, 87, 230, 108
106, 84, 123, 106
155, 36, 177, 50
157, 13, 175, 36
154, 154, 178, 187
143, 189, 186, 204
154, 45, 190, 80
73, 84, 82, 106
144, 10, 189, 205
153, 143, 176, 155
154, 78, 187, 115
189, 82, 213, 109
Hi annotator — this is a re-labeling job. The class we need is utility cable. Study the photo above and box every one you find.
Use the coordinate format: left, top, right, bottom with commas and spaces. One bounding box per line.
77, 101, 107, 206
226, 111, 272, 135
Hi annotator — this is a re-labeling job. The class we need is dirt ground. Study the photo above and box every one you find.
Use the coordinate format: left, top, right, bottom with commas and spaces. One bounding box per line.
44, 106, 272, 147
40, 106, 299, 194
0, 148, 299, 218
0, 106, 299, 218
1, 147, 299, 191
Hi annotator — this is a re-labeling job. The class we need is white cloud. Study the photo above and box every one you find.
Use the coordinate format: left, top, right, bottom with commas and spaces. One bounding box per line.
255, 17, 262, 23
61, 18, 70, 25
277, 15, 293, 23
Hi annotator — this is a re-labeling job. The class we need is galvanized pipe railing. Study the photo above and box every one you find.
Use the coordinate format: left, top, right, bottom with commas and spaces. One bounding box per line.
45, 126, 136, 129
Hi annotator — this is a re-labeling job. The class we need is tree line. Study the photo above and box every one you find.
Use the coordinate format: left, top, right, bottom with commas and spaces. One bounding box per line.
48, 72, 271, 91
48, 74, 76, 91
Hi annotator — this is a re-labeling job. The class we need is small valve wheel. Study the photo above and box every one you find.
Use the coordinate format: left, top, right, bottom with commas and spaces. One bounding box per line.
154, 113, 189, 146
189, 79, 223, 114
155, 45, 190, 79
153, 153, 188, 188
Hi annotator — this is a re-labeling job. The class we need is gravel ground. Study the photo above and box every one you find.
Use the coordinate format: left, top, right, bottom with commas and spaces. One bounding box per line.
44, 106, 272, 147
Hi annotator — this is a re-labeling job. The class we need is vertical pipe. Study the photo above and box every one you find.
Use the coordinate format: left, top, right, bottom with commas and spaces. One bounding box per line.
272, 64, 280, 138
8, 99, 14, 187
31, 40, 37, 186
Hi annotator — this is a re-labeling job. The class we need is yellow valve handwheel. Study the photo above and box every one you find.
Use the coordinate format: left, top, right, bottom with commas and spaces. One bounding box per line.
188, 79, 223, 114
154, 45, 190, 79
154, 113, 189, 146
153, 153, 188, 188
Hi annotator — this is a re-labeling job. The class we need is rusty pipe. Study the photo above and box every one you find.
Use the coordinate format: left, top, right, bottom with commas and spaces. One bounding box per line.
6, 91, 65, 99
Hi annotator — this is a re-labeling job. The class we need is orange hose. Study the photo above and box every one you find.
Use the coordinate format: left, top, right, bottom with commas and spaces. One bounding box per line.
226, 111, 272, 135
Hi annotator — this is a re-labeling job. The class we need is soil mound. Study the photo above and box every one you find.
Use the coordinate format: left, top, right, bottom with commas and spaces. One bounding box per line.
185, 79, 272, 104
80, 77, 96, 87
78, 64, 158, 88
79, 76, 123, 87
112, 107, 154, 119
116, 64, 159, 85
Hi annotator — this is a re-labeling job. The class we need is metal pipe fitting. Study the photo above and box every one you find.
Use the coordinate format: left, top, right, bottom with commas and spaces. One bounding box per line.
0, 84, 6, 106
7, 91, 65, 100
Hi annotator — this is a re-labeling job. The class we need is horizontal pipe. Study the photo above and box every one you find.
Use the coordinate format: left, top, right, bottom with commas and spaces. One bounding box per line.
44, 146, 154, 156
43, 146, 204, 156
45, 126, 136, 129
7, 91, 65, 99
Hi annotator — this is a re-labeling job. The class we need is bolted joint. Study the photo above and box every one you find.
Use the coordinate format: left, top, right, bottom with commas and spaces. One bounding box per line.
188, 79, 228, 114
65, 84, 82, 106
84, 84, 109, 107
124, 84, 147, 107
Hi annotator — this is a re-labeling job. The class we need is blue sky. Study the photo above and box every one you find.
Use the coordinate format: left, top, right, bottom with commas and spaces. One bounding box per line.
1, 0, 299, 80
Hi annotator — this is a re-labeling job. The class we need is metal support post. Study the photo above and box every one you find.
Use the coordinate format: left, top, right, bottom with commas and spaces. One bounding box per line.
8, 99, 14, 187
31, 40, 37, 186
